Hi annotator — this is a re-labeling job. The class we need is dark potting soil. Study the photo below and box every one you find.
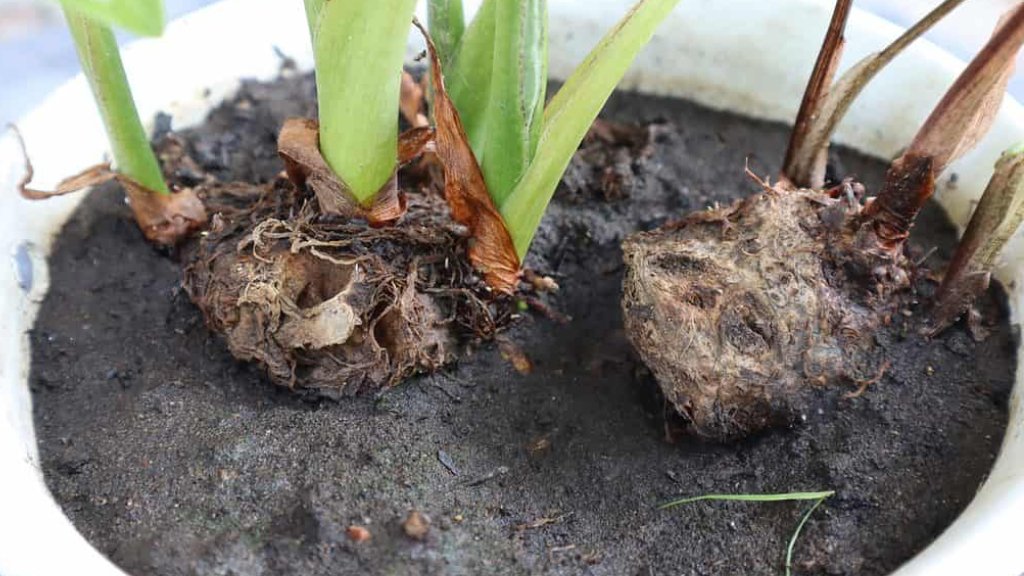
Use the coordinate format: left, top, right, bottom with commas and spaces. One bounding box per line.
30, 72, 1016, 576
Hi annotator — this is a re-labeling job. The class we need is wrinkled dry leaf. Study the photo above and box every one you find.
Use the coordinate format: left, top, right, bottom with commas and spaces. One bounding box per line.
400, 70, 429, 128
789, 0, 965, 189
908, 5, 1024, 175
930, 146, 1024, 335
15, 128, 205, 245
121, 179, 206, 246
414, 18, 521, 293
278, 117, 406, 225
781, 0, 852, 188
869, 5, 1024, 244
398, 125, 435, 164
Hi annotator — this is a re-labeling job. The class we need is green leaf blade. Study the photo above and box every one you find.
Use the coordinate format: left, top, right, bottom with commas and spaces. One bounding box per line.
447, 0, 498, 157
305, 0, 418, 204
59, 0, 165, 37
428, 0, 465, 67
500, 0, 680, 259
480, 0, 547, 206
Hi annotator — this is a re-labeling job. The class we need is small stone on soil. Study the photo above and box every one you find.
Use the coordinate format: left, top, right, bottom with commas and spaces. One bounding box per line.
402, 511, 430, 541
346, 525, 371, 543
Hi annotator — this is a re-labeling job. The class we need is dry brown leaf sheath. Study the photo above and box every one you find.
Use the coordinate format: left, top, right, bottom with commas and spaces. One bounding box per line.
781, 0, 852, 188
787, 0, 965, 189
278, 118, 413, 226
412, 18, 520, 294
15, 129, 205, 246
866, 4, 1024, 244
930, 147, 1024, 335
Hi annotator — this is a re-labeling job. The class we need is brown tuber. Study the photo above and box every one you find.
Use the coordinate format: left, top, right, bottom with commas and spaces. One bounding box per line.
623, 2, 1024, 441
623, 180, 897, 440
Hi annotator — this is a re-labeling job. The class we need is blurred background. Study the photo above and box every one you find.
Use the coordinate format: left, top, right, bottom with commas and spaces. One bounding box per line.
0, 0, 1021, 126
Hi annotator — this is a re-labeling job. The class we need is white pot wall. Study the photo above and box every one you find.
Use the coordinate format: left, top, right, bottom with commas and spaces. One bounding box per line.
0, 1, 1021, 574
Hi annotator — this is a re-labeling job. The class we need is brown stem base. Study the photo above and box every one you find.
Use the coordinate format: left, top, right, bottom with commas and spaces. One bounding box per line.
181, 174, 511, 395
621, 182, 913, 441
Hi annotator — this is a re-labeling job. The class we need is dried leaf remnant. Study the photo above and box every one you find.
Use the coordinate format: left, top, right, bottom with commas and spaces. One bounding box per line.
414, 17, 521, 293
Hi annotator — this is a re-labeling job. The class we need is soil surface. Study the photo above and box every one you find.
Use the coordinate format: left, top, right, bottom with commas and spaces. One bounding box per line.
31, 73, 1016, 576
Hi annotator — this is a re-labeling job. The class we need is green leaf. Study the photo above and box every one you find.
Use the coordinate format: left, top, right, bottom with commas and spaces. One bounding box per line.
659, 490, 835, 509
479, 0, 547, 205
63, 4, 167, 193
58, 0, 164, 37
447, 0, 497, 159
428, 0, 465, 68
447, 0, 547, 206
500, 0, 680, 258
304, 0, 418, 204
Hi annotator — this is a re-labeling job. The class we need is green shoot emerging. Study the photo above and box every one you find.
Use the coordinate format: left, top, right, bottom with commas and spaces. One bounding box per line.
662, 491, 835, 576
304, 0, 418, 204
427, 0, 465, 68
480, 0, 547, 205
59, 0, 164, 37
446, 0, 547, 206
62, 2, 168, 194
500, 0, 680, 258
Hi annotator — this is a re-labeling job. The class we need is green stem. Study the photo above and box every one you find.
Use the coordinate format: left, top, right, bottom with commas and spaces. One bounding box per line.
63, 4, 168, 194
500, 0, 680, 258
427, 0, 465, 67
304, 0, 417, 204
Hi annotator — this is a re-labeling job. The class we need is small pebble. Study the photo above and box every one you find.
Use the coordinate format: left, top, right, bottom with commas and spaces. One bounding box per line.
346, 525, 371, 543
402, 511, 430, 541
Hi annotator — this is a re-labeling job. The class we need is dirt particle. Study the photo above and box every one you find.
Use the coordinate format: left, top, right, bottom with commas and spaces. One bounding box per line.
402, 511, 430, 541
498, 338, 533, 375
346, 525, 371, 543
437, 449, 459, 476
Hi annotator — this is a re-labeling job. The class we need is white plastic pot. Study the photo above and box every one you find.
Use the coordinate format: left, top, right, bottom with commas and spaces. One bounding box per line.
1, 0, 1022, 574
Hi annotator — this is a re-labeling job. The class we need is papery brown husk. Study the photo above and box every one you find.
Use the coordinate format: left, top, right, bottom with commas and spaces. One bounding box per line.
622, 181, 913, 441
180, 173, 509, 396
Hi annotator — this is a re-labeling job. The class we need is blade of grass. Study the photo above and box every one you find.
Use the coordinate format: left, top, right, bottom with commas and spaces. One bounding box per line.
428, 0, 465, 68
787, 0, 965, 189
480, 0, 547, 205
63, 4, 168, 194
59, 0, 164, 37
785, 497, 829, 576
500, 0, 681, 259
661, 490, 834, 576
660, 490, 835, 509
304, 0, 417, 204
